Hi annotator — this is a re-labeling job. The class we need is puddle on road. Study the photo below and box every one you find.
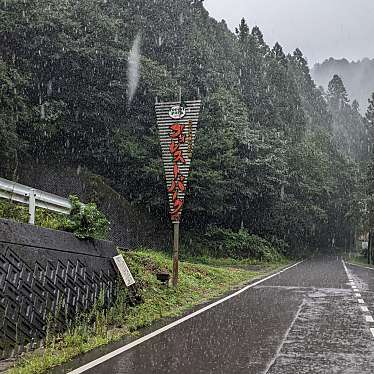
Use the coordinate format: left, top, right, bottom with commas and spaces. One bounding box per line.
266, 285, 374, 374
307, 288, 350, 298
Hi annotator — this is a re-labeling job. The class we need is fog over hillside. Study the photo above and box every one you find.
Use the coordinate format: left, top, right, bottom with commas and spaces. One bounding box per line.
312, 58, 374, 113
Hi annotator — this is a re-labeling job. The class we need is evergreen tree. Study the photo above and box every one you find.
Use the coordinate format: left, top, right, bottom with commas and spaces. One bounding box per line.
328, 74, 349, 111
352, 99, 360, 113
251, 26, 269, 56
327, 75, 366, 159
366, 93, 374, 155
266, 43, 305, 139
0, 59, 25, 178
366, 93, 374, 126
272, 42, 287, 66
289, 48, 332, 131
235, 18, 250, 42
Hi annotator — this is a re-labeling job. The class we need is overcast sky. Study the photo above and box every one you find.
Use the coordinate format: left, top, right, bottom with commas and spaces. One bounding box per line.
204, 0, 374, 66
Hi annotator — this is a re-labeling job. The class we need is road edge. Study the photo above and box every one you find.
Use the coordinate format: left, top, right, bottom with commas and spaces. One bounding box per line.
346, 262, 374, 271
67, 260, 304, 374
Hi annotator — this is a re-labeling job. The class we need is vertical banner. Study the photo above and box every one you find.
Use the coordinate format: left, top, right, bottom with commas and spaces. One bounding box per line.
155, 100, 201, 287
155, 100, 202, 223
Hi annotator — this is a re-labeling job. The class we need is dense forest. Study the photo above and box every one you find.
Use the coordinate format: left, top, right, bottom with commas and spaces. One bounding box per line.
313, 58, 374, 114
1, 0, 373, 257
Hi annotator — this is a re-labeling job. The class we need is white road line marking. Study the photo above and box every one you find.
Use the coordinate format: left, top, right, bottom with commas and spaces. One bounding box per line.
67, 261, 304, 374
344, 260, 374, 339
263, 299, 306, 374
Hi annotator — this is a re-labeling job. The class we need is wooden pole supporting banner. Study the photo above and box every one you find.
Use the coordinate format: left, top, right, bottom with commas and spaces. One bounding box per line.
368, 232, 372, 265
172, 222, 180, 287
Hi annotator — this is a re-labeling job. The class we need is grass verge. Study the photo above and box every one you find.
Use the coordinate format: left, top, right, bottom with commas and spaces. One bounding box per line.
6, 250, 289, 374
345, 254, 374, 268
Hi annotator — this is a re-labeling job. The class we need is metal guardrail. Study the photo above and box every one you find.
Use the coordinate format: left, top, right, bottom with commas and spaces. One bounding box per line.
0, 177, 72, 224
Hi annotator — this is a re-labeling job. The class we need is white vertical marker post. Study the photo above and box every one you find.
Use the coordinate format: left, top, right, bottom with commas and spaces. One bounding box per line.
28, 189, 36, 225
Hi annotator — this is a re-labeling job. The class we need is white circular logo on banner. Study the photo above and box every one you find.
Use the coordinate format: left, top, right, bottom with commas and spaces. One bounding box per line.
169, 105, 186, 120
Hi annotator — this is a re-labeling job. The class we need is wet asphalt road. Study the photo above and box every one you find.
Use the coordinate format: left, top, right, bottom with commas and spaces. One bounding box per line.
67, 256, 374, 374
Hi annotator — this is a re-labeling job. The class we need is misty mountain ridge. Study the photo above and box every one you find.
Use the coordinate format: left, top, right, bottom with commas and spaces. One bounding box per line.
312, 57, 374, 113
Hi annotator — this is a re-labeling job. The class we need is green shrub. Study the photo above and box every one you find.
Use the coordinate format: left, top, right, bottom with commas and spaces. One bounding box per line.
0, 199, 28, 222
184, 227, 282, 262
61, 195, 109, 240
267, 237, 290, 256
0, 195, 109, 240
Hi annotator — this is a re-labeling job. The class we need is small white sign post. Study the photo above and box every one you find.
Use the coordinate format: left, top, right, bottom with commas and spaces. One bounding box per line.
113, 255, 135, 287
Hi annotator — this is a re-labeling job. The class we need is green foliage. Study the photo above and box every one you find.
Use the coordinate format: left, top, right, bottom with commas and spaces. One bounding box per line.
187, 227, 283, 262
62, 195, 109, 240
0, 196, 109, 240
367, 93, 374, 125
0, 199, 28, 223
0, 199, 64, 229
0, 59, 26, 179
327, 74, 367, 160
328, 74, 349, 109
0, 0, 369, 255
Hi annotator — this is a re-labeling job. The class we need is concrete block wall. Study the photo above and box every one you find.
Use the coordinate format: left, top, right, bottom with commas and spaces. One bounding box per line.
0, 219, 118, 357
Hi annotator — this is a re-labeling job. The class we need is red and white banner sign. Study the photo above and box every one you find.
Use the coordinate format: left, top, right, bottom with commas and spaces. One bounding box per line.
155, 100, 202, 223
